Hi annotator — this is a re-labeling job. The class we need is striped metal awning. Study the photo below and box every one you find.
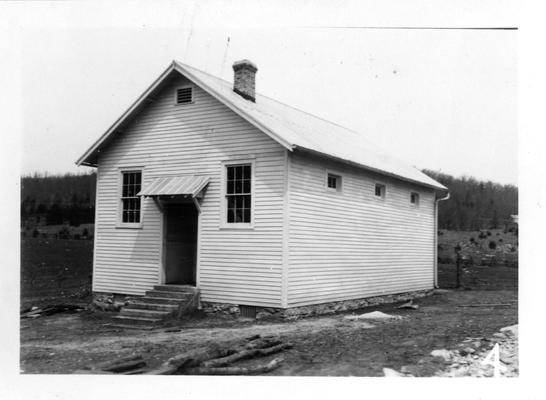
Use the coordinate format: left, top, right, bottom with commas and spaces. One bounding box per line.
138, 175, 210, 197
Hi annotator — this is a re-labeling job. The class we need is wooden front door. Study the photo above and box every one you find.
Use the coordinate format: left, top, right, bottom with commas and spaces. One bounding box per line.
164, 203, 198, 285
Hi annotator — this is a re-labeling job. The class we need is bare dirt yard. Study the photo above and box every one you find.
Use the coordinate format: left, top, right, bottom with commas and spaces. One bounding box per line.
20, 263, 517, 376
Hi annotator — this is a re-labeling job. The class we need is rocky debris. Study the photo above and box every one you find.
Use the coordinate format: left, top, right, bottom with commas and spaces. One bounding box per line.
434, 325, 518, 377
500, 324, 518, 336
383, 367, 414, 377
430, 349, 454, 361
91, 293, 137, 312
344, 311, 403, 321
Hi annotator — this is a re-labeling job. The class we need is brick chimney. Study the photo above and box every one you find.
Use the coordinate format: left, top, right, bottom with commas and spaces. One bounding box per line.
232, 60, 257, 102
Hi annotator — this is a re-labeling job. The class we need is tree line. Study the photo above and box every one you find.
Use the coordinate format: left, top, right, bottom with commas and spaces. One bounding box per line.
21, 172, 96, 227
423, 170, 518, 231
20, 170, 518, 231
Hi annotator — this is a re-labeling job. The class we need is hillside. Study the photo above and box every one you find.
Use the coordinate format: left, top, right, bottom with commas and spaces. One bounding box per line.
20, 170, 518, 232
21, 172, 96, 227
423, 170, 518, 230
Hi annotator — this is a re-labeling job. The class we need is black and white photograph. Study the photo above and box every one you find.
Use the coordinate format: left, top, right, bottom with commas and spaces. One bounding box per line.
3, 0, 544, 398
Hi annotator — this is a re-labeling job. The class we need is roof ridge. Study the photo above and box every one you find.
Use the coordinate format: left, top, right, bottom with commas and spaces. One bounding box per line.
175, 60, 368, 139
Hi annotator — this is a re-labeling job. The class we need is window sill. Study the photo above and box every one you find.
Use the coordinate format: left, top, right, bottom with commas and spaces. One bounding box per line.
219, 224, 254, 231
116, 224, 143, 230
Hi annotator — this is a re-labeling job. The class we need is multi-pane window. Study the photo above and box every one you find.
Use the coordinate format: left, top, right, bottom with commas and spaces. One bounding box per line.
375, 183, 386, 198
327, 173, 341, 191
410, 192, 420, 205
226, 164, 251, 223
121, 171, 142, 223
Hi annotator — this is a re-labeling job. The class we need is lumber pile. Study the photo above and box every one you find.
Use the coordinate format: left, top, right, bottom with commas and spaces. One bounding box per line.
20, 304, 85, 318
77, 335, 291, 375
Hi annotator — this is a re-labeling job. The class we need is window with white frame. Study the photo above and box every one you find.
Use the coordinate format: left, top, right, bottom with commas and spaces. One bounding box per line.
225, 164, 252, 223
410, 192, 420, 206
375, 183, 386, 199
121, 171, 142, 223
327, 173, 342, 191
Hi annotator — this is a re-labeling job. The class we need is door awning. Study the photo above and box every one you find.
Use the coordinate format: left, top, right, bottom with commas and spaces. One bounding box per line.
138, 175, 211, 198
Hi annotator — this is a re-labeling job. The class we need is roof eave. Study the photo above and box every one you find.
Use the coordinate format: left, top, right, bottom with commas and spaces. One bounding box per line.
75, 62, 179, 167
294, 146, 448, 191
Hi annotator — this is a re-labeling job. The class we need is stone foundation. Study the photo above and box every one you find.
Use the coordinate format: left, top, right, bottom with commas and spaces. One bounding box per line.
91, 292, 140, 312
201, 289, 433, 320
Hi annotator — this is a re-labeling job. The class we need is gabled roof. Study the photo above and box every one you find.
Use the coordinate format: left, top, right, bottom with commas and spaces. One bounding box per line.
77, 60, 447, 191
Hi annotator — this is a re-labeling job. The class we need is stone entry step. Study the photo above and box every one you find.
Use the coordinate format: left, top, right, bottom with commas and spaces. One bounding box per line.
111, 285, 200, 328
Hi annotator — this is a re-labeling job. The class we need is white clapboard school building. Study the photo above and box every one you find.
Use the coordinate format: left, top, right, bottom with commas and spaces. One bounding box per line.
77, 59, 448, 321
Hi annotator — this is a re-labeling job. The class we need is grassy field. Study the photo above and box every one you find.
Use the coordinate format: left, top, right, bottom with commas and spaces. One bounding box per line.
20, 237, 93, 310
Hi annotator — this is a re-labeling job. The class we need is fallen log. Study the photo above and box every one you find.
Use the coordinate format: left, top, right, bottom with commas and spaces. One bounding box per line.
202, 342, 292, 368
93, 354, 143, 371
184, 357, 284, 375
144, 344, 235, 375
103, 359, 147, 373
457, 303, 514, 307
21, 304, 84, 318
144, 335, 283, 375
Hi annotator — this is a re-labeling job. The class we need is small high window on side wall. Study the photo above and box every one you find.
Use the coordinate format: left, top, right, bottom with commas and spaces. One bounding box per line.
375, 183, 386, 199
121, 171, 142, 224
327, 173, 342, 191
410, 192, 420, 206
226, 164, 252, 224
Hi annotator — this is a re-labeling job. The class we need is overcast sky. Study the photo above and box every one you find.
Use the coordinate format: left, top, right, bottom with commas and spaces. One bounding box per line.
17, 1, 517, 185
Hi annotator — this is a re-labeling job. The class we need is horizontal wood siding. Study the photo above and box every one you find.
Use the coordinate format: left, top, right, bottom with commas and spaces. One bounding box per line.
94, 74, 285, 306
287, 151, 435, 307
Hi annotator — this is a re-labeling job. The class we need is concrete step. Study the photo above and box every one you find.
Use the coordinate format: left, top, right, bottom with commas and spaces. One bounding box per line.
138, 296, 186, 305
125, 302, 179, 312
111, 315, 162, 326
153, 284, 198, 293
119, 308, 172, 319
145, 290, 194, 299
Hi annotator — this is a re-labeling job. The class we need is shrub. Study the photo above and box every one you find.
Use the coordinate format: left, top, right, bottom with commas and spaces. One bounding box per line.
82, 228, 89, 237
486, 231, 492, 236
478, 231, 487, 239
489, 240, 497, 250
469, 237, 475, 244
58, 227, 70, 239
499, 238, 503, 243
496, 232, 500, 236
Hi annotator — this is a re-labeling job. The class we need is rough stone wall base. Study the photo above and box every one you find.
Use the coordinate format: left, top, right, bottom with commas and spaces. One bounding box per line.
91, 291, 140, 312
201, 289, 434, 320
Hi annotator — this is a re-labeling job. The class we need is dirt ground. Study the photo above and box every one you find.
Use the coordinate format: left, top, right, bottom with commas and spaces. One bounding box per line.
20, 264, 517, 376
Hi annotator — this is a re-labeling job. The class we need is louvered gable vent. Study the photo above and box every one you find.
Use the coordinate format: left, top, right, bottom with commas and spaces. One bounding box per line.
176, 86, 193, 104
